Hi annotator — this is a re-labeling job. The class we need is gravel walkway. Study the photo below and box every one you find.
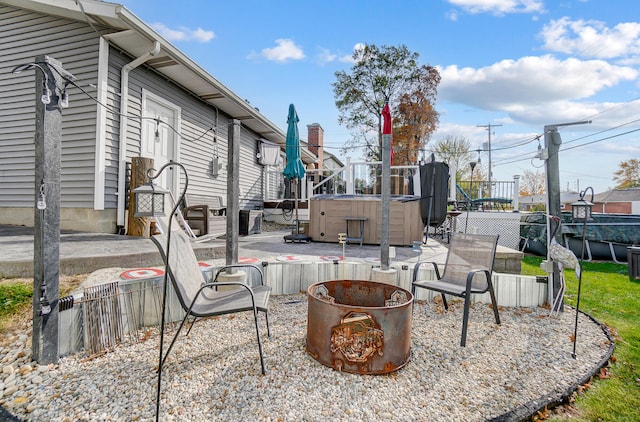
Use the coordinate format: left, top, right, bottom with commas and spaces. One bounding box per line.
1, 294, 613, 421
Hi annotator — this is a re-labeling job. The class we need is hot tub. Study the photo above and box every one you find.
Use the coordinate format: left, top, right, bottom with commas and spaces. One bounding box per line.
308, 194, 423, 246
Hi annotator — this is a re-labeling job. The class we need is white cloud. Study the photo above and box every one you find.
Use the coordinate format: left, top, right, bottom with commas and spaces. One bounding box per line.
152, 23, 215, 43
438, 55, 638, 114
540, 17, 640, 60
447, 0, 545, 15
260, 39, 305, 62
339, 54, 355, 63
317, 48, 337, 64
335, 43, 366, 63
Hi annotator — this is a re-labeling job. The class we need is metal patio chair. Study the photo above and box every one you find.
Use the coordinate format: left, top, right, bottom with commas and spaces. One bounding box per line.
412, 233, 500, 347
151, 230, 271, 374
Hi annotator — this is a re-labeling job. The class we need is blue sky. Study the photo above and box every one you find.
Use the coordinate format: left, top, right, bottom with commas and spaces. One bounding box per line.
122, 0, 640, 194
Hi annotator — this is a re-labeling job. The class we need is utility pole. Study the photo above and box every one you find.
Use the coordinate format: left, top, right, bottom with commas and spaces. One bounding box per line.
477, 123, 502, 197
16, 55, 75, 364
543, 120, 590, 311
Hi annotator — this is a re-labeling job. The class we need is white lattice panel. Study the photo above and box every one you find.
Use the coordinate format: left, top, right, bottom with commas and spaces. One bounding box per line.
453, 212, 521, 249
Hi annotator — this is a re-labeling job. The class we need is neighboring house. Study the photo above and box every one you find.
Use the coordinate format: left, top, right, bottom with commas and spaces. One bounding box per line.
318, 148, 346, 194
519, 188, 640, 215
262, 123, 345, 201
305, 123, 345, 195
571, 187, 640, 215
518, 192, 581, 212
0, 0, 309, 234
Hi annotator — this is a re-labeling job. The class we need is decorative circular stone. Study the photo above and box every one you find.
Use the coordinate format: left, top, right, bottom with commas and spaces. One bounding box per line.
120, 268, 164, 280
276, 255, 306, 262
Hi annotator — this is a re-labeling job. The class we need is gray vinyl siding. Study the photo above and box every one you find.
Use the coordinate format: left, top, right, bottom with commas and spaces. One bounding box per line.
104, 50, 126, 209
238, 128, 265, 209
112, 48, 266, 210
0, 5, 101, 208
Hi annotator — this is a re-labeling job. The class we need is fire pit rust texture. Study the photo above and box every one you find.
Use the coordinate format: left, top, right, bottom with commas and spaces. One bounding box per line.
306, 280, 413, 375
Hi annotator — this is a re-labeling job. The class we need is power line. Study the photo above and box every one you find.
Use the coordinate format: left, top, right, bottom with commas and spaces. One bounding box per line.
495, 127, 639, 167
563, 117, 640, 146
491, 134, 541, 151
477, 123, 502, 193
561, 127, 640, 152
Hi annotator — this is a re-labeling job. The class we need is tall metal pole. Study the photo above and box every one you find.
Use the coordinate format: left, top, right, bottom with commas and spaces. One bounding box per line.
477, 123, 501, 197
380, 104, 392, 270
226, 120, 241, 265
30, 55, 74, 364
543, 120, 590, 310
381, 135, 390, 270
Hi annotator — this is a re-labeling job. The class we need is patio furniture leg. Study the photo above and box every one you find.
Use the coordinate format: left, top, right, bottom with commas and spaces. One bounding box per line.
488, 282, 501, 324
441, 293, 448, 310
253, 308, 266, 375
460, 296, 471, 347
265, 310, 271, 337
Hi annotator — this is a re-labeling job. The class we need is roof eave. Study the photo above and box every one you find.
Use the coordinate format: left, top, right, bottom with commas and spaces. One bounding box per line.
110, 6, 285, 144
2, 0, 286, 145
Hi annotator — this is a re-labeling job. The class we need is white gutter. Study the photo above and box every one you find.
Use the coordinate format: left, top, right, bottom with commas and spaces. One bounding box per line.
111, 6, 286, 142
107, 38, 161, 229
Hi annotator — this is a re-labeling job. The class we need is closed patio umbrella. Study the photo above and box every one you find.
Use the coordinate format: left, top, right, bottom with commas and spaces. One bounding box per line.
283, 104, 310, 243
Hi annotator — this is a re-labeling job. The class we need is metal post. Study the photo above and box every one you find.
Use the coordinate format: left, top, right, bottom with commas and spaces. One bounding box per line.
478, 123, 501, 197
543, 120, 590, 310
226, 120, 241, 265
31, 55, 74, 364
544, 126, 563, 309
381, 133, 391, 270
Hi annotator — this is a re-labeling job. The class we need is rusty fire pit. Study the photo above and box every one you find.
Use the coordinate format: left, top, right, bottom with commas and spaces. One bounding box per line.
306, 280, 413, 375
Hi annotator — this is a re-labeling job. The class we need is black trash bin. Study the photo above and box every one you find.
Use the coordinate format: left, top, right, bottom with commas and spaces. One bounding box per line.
628, 246, 640, 281
239, 210, 263, 236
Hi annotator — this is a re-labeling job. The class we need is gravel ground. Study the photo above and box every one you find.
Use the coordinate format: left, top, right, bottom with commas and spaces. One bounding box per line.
1, 293, 612, 421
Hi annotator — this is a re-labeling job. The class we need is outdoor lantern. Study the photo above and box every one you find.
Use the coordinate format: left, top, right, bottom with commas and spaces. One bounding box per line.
570, 185, 594, 359
130, 161, 189, 421
133, 182, 169, 217
571, 190, 594, 222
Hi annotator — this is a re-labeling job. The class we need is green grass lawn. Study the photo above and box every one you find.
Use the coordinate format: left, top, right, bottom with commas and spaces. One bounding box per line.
0, 281, 32, 329
521, 256, 640, 421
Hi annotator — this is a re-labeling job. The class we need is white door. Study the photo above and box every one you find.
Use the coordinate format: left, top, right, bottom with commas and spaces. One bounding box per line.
142, 92, 180, 195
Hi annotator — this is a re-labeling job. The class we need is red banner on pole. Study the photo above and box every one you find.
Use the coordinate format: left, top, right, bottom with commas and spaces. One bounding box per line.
382, 103, 393, 164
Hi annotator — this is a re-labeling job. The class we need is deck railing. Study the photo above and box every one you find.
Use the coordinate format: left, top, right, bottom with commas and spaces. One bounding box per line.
265, 159, 520, 210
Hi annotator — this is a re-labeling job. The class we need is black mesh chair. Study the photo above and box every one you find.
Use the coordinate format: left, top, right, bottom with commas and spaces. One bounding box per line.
412, 233, 500, 346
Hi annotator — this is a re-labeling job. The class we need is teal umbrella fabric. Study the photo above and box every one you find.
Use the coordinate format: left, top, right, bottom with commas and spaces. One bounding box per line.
283, 104, 306, 180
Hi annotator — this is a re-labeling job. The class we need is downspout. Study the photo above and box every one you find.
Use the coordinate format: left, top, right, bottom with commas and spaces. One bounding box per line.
112, 40, 161, 231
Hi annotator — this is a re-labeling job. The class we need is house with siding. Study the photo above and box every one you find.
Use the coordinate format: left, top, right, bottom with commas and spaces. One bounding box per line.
0, 0, 313, 234
519, 188, 640, 215
566, 187, 640, 215
306, 123, 345, 194
518, 192, 581, 212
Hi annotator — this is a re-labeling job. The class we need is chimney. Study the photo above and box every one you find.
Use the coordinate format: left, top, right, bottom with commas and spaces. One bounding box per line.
307, 123, 324, 170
